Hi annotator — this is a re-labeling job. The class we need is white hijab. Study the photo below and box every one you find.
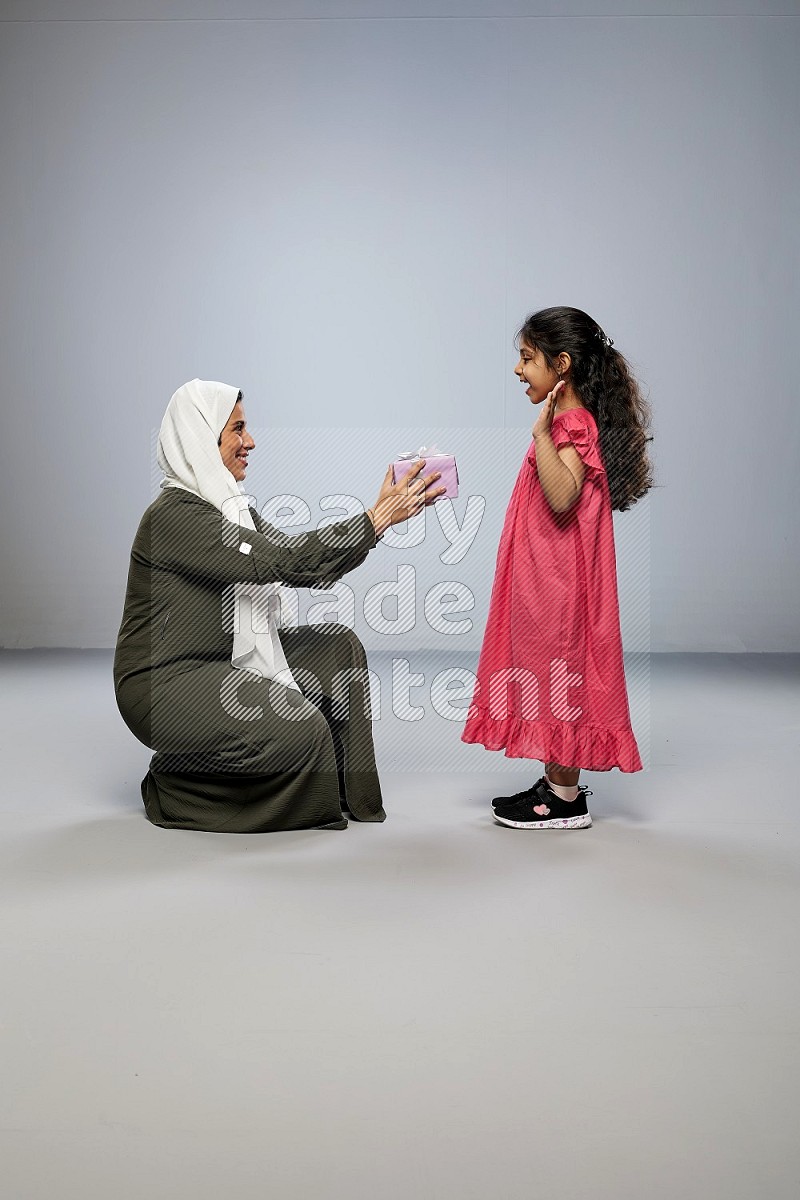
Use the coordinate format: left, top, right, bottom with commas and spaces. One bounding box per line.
156, 378, 300, 691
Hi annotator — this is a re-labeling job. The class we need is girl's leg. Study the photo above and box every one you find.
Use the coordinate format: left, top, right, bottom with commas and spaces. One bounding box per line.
545, 761, 581, 787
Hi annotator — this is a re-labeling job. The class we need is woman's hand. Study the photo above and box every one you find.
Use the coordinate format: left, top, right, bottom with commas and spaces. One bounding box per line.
532, 379, 566, 441
368, 460, 446, 537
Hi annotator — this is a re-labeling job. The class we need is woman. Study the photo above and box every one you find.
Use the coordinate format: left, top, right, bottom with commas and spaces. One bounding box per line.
114, 378, 443, 833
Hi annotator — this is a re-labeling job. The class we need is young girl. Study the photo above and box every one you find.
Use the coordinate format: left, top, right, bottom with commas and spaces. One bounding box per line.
461, 307, 653, 829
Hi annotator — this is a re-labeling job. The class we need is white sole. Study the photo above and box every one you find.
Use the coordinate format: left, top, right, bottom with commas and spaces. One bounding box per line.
493, 812, 592, 830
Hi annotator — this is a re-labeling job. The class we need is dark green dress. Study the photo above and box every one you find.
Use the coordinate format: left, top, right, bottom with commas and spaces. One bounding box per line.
114, 487, 385, 832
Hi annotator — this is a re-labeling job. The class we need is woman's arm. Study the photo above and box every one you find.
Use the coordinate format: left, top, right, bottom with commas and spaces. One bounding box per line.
140, 488, 376, 589
253, 508, 376, 588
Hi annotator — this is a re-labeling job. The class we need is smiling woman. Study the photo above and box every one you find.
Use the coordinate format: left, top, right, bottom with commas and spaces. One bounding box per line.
216, 391, 254, 481
113, 378, 444, 834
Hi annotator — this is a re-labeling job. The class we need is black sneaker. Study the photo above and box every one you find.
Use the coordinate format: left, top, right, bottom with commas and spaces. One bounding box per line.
490, 778, 542, 809
491, 775, 591, 811
493, 776, 593, 830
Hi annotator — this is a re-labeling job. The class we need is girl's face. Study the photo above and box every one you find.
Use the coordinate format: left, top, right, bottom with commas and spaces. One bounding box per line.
219, 400, 256, 482
515, 341, 559, 406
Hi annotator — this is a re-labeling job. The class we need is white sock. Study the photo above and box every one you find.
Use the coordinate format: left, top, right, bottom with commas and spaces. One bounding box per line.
546, 772, 579, 802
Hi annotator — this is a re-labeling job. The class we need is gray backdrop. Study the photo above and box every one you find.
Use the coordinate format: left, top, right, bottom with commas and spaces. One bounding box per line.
1, 0, 798, 652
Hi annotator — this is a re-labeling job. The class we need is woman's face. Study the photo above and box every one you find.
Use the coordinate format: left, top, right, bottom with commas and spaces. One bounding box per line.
515, 340, 559, 405
218, 400, 255, 482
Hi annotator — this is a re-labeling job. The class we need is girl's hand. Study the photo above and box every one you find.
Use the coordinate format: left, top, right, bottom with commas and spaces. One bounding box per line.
532, 380, 566, 441
369, 461, 446, 536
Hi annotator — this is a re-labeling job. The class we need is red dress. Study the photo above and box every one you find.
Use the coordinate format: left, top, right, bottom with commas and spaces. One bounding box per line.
461, 407, 642, 772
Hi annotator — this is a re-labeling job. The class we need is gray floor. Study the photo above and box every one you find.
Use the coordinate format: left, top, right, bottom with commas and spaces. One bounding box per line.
1, 650, 799, 1200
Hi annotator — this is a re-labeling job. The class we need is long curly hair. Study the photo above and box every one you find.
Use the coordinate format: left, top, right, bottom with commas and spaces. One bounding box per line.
517, 307, 654, 511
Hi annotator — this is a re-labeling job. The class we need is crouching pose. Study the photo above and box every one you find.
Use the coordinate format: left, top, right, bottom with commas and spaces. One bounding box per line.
114, 379, 444, 833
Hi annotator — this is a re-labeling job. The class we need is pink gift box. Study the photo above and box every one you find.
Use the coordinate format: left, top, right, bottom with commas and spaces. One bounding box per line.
391, 445, 459, 500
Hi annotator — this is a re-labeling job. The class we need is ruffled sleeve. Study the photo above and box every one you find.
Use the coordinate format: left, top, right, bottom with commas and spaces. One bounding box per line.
548, 410, 606, 479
